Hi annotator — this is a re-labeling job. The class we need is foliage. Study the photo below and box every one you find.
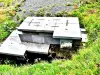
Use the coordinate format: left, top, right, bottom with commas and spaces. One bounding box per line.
0, 1, 100, 75
0, 0, 24, 7
45, 12, 53, 17
65, 3, 73, 6
35, 8, 46, 17
54, 11, 68, 17
0, 1, 20, 42
0, 0, 13, 6
70, 2, 100, 44
0, 20, 17, 42
0, 8, 7, 22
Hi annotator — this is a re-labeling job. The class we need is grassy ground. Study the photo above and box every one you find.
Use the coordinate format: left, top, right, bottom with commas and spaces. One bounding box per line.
0, 7, 17, 42
0, 0, 19, 42
0, 1, 100, 75
0, 0, 14, 6
0, 41, 100, 75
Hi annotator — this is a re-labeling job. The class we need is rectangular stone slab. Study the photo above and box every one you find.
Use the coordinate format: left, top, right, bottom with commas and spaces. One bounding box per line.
67, 17, 79, 24
24, 17, 34, 22
45, 36, 60, 44
0, 40, 26, 56
53, 23, 82, 39
32, 35, 45, 43
18, 22, 38, 32
17, 17, 68, 33
19, 33, 60, 44
0, 30, 26, 56
60, 39, 72, 48
19, 34, 33, 43
80, 28, 88, 42
81, 33, 88, 42
22, 42, 50, 54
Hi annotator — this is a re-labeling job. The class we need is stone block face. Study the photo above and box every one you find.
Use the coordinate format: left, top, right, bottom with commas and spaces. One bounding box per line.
0, 17, 88, 57
22, 42, 49, 54
60, 39, 72, 48
0, 30, 26, 56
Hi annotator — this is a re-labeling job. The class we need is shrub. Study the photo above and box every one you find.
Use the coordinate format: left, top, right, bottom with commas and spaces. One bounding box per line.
65, 3, 73, 6
35, 8, 46, 17
13, 6, 22, 12
19, 17, 25, 24
0, 8, 7, 22
0, 20, 17, 42
23, 9, 26, 13
16, 14, 20, 21
54, 11, 68, 17
45, 12, 53, 17
21, 0, 26, 3
3, 20, 17, 32
30, 9, 33, 12
16, 3, 22, 7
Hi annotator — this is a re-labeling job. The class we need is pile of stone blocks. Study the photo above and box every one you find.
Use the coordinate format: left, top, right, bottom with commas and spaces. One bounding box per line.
0, 17, 87, 58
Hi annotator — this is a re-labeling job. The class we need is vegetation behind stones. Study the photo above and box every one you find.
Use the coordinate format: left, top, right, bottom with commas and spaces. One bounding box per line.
0, 0, 100, 75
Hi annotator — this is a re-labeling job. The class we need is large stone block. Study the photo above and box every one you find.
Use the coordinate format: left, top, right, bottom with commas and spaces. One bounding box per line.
0, 30, 26, 56
22, 42, 50, 54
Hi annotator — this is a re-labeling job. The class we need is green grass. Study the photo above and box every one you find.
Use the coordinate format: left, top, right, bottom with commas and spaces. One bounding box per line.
0, 20, 17, 42
0, 7, 17, 42
0, 1, 100, 75
0, 0, 14, 6
0, 0, 19, 42
0, 41, 100, 75
0, 0, 21, 6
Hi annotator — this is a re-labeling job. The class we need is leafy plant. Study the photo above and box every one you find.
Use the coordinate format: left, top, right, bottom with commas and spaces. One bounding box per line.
35, 8, 46, 17
54, 11, 68, 17
45, 12, 53, 17
0, 20, 17, 42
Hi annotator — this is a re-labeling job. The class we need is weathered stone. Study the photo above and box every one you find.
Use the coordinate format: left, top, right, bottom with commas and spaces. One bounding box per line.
80, 28, 88, 42
22, 42, 50, 54
0, 30, 26, 56
53, 23, 81, 39
60, 39, 72, 48
0, 17, 88, 57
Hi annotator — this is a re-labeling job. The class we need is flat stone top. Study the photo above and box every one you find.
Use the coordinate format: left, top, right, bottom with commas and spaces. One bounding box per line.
53, 17, 81, 39
17, 17, 79, 33
0, 30, 50, 56
0, 30, 26, 56
53, 23, 81, 39
18, 17, 81, 39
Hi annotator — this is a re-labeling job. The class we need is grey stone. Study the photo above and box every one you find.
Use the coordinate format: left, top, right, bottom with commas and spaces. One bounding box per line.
19, 33, 60, 44
67, 17, 79, 24
60, 39, 72, 48
22, 42, 49, 54
24, 17, 34, 22
0, 30, 26, 56
0, 40, 26, 56
45, 36, 60, 44
0, 17, 86, 57
32, 35, 45, 43
80, 28, 88, 42
53, 23, 82, 39
19, 34, 33, 43
17, 17, 67, 33
80, 28, 86, 32
81, 33, 88, 42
